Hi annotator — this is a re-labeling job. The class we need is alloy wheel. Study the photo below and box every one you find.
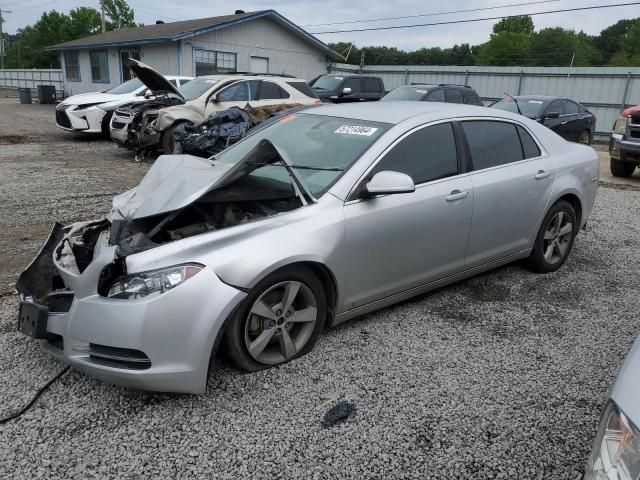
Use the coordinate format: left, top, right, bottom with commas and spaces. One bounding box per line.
543, 211, 573, 265
578, 131, 590, 145
244, 281, 318, 365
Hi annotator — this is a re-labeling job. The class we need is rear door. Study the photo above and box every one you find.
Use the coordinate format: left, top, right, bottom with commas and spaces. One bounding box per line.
563, 100, 589, 141
343, 122, 474, 307
362, 77, 384, 101
462, 120, 556, 267
256, 80, 294, 107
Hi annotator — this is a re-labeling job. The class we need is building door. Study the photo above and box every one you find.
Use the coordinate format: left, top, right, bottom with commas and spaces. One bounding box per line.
250, 56, 269, 74
120, 48, 141, 82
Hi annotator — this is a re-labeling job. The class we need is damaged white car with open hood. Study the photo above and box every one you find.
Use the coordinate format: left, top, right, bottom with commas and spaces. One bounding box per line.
17, 102, 598, 393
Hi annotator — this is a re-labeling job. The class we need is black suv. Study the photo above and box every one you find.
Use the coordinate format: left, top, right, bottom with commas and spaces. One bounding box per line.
381, 84, 483, 106
310, 74, 386, 103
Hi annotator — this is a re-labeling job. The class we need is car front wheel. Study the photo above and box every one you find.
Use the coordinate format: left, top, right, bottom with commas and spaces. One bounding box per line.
526, 200, 577, 273
610, 158, 636, 178
223, 266, 327, 372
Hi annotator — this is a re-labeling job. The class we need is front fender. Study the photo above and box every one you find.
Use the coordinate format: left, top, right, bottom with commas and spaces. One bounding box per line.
156, 107, 204, 131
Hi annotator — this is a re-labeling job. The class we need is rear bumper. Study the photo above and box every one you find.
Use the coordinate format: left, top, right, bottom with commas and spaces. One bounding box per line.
17, 222, 246, 394
610, 133, 640, 162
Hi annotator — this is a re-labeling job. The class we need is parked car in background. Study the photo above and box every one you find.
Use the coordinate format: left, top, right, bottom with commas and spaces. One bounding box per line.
382, 84, 483, 106
16, 102, 598, 393
310, 74, 385, 103
609, 105, 640, 177
584, 336, 640, 479
490, 95, 596, 145
111, 59, 320, 154
55, 74, 192, 136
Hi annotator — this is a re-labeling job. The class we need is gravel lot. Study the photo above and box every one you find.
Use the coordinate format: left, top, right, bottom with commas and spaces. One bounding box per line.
1, 100, 640, 479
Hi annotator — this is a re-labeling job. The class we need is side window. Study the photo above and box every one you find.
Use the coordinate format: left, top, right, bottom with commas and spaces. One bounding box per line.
371, 123, 458, 185
179, 79, 191, 86
546, 100, 564, 116
217, 80, 259, 102
445, 89, 463, 103
462, 121, 524, 170
168, 79, 177, 87
259, 81, 290, 99
362, 78, 381, 93
517, 125, 541, 159
563, 100, 580, 115
426, 89, 445, 102
463, 91, 481, 105
343, 78, 361, 93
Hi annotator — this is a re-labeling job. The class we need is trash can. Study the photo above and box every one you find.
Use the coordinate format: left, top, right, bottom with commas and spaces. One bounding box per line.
37, 85, 56, 104
18, 88, 32, 104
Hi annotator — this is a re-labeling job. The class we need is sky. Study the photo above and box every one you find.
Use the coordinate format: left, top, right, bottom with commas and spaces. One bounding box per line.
2, 0, 640, 50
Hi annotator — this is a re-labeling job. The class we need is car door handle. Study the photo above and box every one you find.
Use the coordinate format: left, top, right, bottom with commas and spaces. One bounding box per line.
535, 170, 551, 179
561, 120, 568, 124
446, 190, 469, 202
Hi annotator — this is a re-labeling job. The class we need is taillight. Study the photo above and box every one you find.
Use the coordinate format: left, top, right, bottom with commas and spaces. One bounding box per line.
314, 99, 322, 104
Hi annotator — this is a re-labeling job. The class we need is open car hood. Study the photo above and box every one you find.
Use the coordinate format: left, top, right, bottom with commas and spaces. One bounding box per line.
113, 140, 303, 220
126, 58, 184, 100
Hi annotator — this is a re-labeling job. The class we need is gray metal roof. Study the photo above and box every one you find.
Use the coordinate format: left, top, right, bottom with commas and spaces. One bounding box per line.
47, 10, 343, 60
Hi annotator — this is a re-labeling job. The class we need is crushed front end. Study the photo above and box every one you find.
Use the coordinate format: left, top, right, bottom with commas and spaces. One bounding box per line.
15, 217, 245, 394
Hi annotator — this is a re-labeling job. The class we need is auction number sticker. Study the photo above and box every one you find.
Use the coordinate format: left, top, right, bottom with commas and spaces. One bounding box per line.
335, 125, 379, 136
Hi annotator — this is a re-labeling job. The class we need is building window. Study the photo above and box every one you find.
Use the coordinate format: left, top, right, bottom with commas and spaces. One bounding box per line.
194, 49, 237, 76
90, 50, 110, 83
64, 51, 80, 81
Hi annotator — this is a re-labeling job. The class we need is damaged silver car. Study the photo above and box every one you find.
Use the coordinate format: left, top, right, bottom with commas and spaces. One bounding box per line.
17, 102, 598, 393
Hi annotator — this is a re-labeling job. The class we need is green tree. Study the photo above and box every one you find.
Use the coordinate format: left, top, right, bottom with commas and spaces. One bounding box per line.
529, 28, 600, 66
475, 32, 531, 66
596, 18, 638, 65
493, 15, 534, 35
102, 0, 137, 30
609, 21, 640, 66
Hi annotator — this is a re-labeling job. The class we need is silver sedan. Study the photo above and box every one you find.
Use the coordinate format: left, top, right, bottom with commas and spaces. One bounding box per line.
16, 102, 599, 393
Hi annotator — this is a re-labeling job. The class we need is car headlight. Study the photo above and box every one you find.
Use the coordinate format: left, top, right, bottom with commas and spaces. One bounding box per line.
613, 115, 630, 135
74, 102, 103, 111
585, 401, 640, 480
107, 263, 203, 299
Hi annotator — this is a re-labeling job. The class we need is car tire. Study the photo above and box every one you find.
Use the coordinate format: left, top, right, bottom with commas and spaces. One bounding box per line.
526, 200, 577, 273
161, 122, 185, 154
223, 265, 327, 372
578, 130, 591, 145
101, 111, 113, 138
610, 158, 636, 178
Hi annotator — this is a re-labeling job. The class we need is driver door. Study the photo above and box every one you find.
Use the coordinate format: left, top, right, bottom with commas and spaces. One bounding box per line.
342, 122, 474, 308
205, 80, 260, 117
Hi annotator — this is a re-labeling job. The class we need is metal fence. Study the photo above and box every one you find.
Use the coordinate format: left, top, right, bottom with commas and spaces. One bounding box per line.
331, 63, 640, 138
0, 69, 64, 98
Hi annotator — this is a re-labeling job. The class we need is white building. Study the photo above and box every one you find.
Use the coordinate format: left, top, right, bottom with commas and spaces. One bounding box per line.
47, 10, 342, 95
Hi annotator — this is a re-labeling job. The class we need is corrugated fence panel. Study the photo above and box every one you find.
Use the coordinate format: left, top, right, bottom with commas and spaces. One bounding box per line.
331, 63, 640, 138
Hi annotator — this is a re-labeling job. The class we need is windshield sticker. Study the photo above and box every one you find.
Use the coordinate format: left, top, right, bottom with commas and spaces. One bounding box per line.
415, 89, 428, 93
335, 125, 379, 136
333, 76, 344, 80
527, 100, 544, 104
205, 79, 219, 84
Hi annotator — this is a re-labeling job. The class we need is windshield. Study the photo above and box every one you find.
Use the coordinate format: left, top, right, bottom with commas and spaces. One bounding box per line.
179, 78, 219, 101
310, 76, 344, 91
382, 86, 431, 101
215, 114, 391, 197
491, 97, 545, 118
106, 78, 144, 94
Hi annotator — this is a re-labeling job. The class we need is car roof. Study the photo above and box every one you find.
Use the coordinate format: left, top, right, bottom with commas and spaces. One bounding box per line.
304, 101, 525, 125
198, 74, 305, 82
322, 74, 377, 78
399, 84, 438, 89
513, 95, 560, 102
164, 75, 194, 80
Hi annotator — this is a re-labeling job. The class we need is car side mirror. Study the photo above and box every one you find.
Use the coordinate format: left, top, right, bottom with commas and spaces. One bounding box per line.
544, 111, 560, 119
209, 93, 220, 104
365, 171, 415, 197
340, 87, 352, 97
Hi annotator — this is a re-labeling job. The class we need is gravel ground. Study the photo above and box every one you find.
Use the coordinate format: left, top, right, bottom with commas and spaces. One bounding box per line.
1, 100, 640, 479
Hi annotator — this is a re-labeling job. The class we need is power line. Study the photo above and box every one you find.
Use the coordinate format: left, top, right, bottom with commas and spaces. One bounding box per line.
10, 0, 63, 12
310, 1, 640, 34
302, 0, 562, 27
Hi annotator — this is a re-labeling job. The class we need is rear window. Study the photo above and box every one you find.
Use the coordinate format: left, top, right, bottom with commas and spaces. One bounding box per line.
445, 89, 463, 103
362, 78, 382, 93
463, 121, 524, 170
260, 81, 290, 100
382, 86, 430, 101
286, 81, 318, 98
462, 90, 481, 105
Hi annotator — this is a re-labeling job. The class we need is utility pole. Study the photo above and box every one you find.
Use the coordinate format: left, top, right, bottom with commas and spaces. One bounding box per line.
0, 8, 12, 70
564, 51, 575, 96
100, 1, 106, 33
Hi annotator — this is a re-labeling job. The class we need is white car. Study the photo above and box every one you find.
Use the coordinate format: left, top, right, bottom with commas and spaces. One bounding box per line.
584, 337, 640, 479
110, 59, 321, 153
55, 75, 193, 135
